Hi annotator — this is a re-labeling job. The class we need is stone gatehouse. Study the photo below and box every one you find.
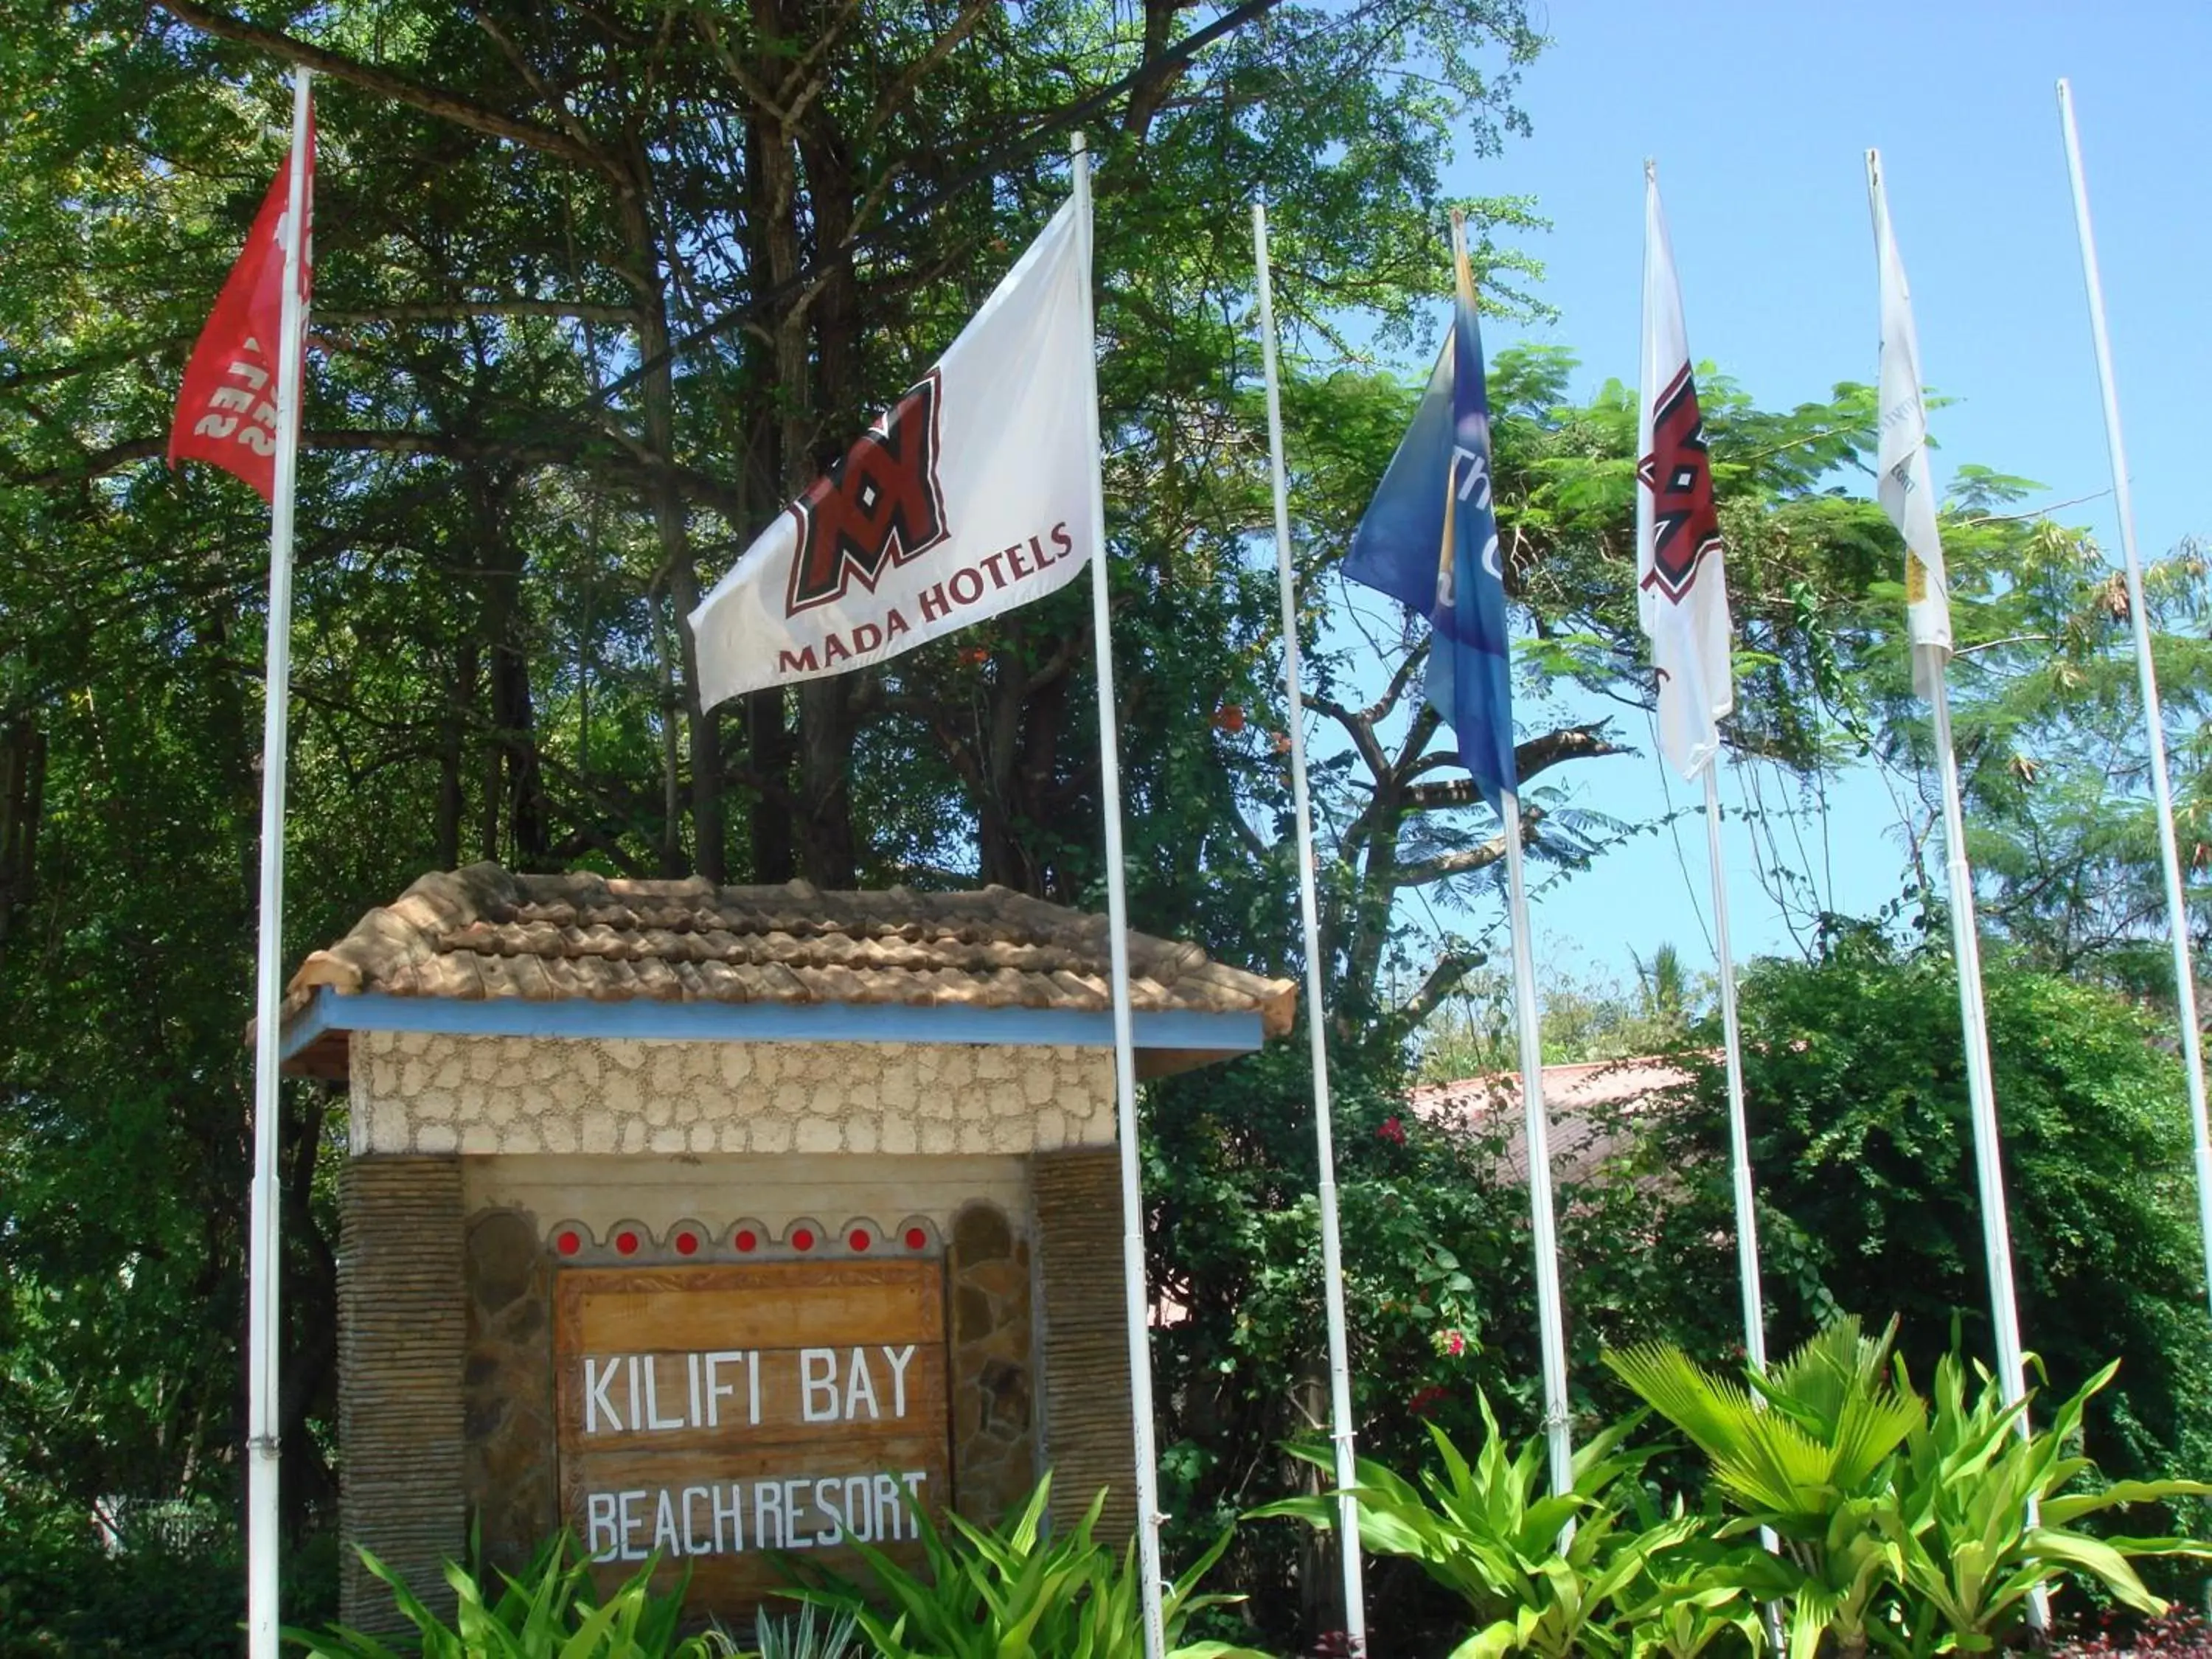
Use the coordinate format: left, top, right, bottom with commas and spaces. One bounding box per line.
278, 862, 1291, 1630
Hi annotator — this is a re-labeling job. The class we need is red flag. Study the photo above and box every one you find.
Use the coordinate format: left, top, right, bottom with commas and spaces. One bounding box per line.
168, 111, 316, 502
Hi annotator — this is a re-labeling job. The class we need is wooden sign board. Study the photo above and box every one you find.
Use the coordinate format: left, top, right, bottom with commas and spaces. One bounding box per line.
555, 1261, 950, 1611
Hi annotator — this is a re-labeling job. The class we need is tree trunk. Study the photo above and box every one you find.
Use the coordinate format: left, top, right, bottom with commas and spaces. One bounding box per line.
0, 718, 45, 948
475, 481, 549, 869
622, 175, 723, 883
790, 110, 866, 890
435, 639, 475, 872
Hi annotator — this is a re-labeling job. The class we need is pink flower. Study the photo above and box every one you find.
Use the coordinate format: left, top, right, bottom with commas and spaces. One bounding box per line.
1377, 1116, 1406, 1145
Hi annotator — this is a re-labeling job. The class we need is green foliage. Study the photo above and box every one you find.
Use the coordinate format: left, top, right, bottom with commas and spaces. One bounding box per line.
1609, 1323, 2212, 1659
785, 1477, 1269, 1659
285, 1538, 712, 1659
1623, 937, 2212, 1503
1883, 1352, 2212, 1655
1608, 1319, 1921, 1659
7, 8, 2211, 1658
1, 1, 1559, 1641
1257, 1394, 1708, 1659
749, 1604, 860, 1659
0, 1497, 338, 1657
1607, 1319, 1923, 1527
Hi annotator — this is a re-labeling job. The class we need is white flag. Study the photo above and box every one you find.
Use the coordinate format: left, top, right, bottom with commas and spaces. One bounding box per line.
1868, 151, 1950, 694
1636, 167, 1731, 779
689, 195, 1097, 709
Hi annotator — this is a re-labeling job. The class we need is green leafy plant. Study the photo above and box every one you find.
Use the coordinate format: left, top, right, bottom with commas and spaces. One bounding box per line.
1882, 1350, 2212, 1655
1615, 1515, 1773, 1659
1604, 1318, 1923, 1659
285, 1537, 714, 1658
1258, 1393, 1700, 1659
787, 1475, 1270, 1658
749, 1602, 860, 1659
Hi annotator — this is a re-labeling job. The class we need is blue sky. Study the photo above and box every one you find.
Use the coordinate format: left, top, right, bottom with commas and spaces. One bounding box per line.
1383, 0, 2212, 987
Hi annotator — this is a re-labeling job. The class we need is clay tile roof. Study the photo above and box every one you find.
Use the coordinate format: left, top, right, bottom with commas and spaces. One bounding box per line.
286, 862, 1295, 1040
1405, 1056, 1704, 1185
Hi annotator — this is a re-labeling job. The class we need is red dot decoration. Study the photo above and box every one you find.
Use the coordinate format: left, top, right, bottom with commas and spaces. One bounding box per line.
735, 1229, 758, 1253
791, 1228, 815, 1252
674, 1231, 699, 1256
848, 1228, 871, 1252
905, 1227, 928, 1251
615, 1230, 639, 1256
556, 1230, 581, 1256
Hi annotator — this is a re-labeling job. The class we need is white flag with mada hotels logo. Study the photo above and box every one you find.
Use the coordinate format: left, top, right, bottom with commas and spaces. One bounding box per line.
689, 195, 1096, 709
1636, 169, 1732, 780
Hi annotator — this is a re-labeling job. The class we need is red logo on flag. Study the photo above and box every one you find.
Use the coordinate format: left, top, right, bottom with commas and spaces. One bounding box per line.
1637, 364, 1721, 605
167, 113, 316, 503
785, 372, 948, 615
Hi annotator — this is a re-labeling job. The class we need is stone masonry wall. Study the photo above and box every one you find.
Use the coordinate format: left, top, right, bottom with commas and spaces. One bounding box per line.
462, 1209, 557, 1577
350, 1034, 1114, 1159
947, 1200, 1037, 1523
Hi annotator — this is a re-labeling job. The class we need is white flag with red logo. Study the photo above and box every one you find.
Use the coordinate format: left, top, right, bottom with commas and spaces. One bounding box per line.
1868, 152, 1950, 695
168, 111, 316, 502
690, 195, 1097, 709
1636, 167, 1732, 779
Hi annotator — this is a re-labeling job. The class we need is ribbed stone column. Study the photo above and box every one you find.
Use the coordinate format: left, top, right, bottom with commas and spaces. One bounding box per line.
338, 1156, 466, 1632
1032, 1147, 1136, 1545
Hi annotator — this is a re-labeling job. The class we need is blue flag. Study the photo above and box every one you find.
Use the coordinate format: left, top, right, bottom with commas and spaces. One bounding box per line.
1343, 292, 1517, 815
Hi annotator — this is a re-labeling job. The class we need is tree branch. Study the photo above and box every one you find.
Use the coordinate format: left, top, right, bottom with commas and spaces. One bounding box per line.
1399, 723, 1628, 815
865, 0, 997, 140
317, 299, 639, 325
152, 0, 623, 184
1306, 689, 1393, 787
1386, 947, 1488, 1038
1389, 807, 1544, 889
5, 427, 749, 520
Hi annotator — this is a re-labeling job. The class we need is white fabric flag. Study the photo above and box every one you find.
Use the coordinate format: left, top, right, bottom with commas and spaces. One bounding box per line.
1636, 168, 1732, 779
1869, 153, 1951, 694
690, 195, 1096, 709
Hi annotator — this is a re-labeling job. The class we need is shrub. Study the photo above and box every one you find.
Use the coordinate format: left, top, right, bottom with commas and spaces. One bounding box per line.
285, 1534, 714, 1658
785, 1475, 1273, 1658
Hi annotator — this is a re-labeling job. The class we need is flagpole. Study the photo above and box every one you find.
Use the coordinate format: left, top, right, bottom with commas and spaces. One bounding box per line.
1703, 759, 1784, 1646
1922, 653, 2037, 1420
1700, 765, 1767, 1376
246, 64, 312, 1659
1498, 785, 1573, 1495
2056, 78, 2212, 1323
1866, 147, 2042, 1632
1071, 131, 1168, 1659
1440, 213, 1571, 1498
1252, 201, 1368, 1652
1638, 159, 1767, 1381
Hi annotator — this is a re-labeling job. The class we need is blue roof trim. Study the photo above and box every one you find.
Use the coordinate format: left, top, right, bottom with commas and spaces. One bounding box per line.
279, 987, 1262, 1060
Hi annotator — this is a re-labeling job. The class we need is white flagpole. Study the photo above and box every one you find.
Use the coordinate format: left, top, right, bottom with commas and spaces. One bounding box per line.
246, 64, 312, 1659
1499, 783, 1574, 1496
2056, 78, 2212, 1321
1071, 131, 1168, 1659
1251, 201, 1368, 1652
1924, 656, 2037, 1416
1700, 765, 1767, 1376
1446, 212, 1572, 1498
1866, 148, 2041, 1632
1638, 159, 1766, 1380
